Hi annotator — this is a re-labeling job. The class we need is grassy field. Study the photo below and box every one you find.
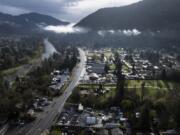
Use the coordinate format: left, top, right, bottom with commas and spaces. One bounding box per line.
104, 50, 113, 59
125, 80, 179, 90
110, 64, 116, 70
124, 80, 180, 100
68, 80, 180, 108
49, 128, 62, 135
80, 80, 179, 90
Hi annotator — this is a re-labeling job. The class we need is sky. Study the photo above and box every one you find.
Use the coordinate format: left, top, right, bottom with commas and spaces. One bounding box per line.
0, 0, 141, 23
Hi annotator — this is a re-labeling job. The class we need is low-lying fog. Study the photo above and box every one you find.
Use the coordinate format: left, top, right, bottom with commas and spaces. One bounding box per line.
97, 29, 141, 36
43, 24, 180, 40
44, 24, 88, 34
44, 24, 141, 37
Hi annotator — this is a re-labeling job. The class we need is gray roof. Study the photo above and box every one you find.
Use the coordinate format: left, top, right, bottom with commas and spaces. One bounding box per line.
91, 63, 105, 74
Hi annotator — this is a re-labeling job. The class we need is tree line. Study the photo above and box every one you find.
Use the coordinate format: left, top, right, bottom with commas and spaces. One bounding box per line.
0, 40, 79, 122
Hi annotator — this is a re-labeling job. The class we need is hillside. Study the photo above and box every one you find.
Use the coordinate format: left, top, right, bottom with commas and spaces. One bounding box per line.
76, 0, 180, 31
0, 12, 69, 34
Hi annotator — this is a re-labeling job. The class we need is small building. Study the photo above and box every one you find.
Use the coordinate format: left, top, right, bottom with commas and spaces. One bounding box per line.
89, 73, 99, 81
51, 70, 60, 76
161, 130, 179, 135
90, 63, 105, 74
78, 103, 84, 112
104, 123, 120, 129
27, 109, 35, 117
86, 117, 96, 125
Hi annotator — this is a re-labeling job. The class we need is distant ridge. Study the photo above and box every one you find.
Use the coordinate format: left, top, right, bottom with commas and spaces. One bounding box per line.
76, 0, 180, 31
0, 12, 69, 34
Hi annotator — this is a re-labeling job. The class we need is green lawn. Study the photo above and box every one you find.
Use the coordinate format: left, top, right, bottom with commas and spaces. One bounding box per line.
50, 128, 62, 135
124, 80, 178, 90
124, 80, 180, 100
104, 51, 113, 59
80, 80, 179, 90
68, 80, 180, 108
110, 64, 116, 70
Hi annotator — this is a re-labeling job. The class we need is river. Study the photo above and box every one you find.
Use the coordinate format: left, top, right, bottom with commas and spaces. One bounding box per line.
42, 39, 57, 60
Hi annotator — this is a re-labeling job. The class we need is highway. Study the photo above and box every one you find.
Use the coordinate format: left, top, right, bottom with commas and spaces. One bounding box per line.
5, 48, 86, 135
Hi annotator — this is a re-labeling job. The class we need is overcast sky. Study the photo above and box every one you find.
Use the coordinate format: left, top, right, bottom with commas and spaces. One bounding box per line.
0, 0, 141, 23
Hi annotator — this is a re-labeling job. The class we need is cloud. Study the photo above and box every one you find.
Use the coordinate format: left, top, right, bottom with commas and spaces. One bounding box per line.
0, 4, 29, 15
44, 23, 88, 34
97, 29, 142, 36
0, 0, 141, 22
123, 29, 141, 36
44, 24, 141, 36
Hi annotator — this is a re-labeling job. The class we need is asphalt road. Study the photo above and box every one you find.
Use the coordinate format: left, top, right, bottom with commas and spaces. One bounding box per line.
5, 48, 86, 135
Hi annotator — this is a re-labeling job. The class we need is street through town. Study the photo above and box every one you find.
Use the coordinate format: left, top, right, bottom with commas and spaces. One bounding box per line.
5, 48, 86, 135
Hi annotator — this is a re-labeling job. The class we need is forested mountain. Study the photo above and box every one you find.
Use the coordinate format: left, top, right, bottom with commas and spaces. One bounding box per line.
0, 12, 69, 34
76, 0, 180, 31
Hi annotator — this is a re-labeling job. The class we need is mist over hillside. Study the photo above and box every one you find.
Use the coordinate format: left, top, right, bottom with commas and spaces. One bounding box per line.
0, 12, 69, 34
1, 0, 180, 51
